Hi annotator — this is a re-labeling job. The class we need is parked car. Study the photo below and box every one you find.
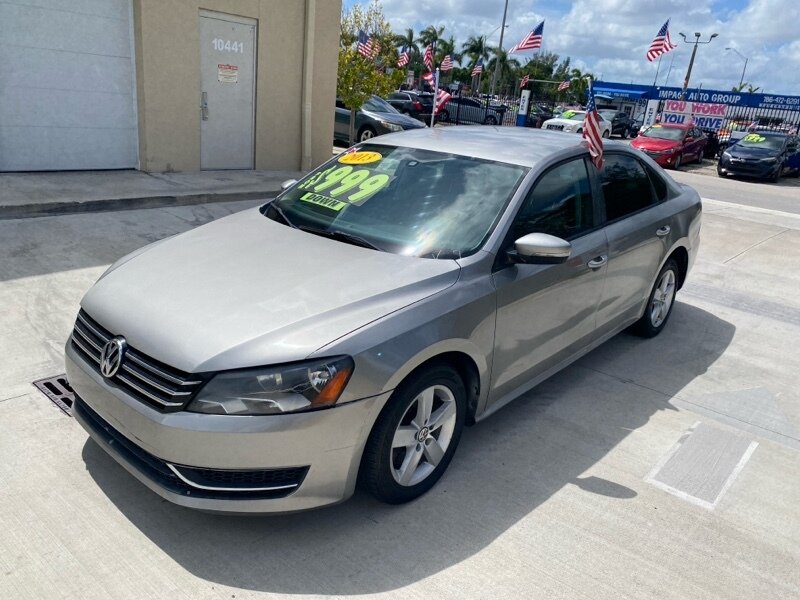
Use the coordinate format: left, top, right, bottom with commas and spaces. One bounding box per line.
66, 127, 700, 514
387, 91, 434, 123
525, 105, 555, 128
718, 131, 800, 182
541, 110, 612, 137
334, 95, 425, 144
599, 110, 635, 138
438, 96, 505, 125
631, 124, 707, 169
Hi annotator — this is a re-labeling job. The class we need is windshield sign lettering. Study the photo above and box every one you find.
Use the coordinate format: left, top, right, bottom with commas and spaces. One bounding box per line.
299, 192, 348, 212
297, 165, 391, 205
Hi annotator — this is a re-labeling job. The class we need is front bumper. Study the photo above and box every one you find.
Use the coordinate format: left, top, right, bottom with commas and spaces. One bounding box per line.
718, 159, 779, 179
66, 343, 390, 513
640, 150, 679, 167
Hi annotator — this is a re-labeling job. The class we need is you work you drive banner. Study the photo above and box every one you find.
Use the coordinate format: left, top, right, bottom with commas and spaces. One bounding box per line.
660, 100, 728, 130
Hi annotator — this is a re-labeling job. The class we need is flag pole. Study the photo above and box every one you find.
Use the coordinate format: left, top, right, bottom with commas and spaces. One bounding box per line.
652, 54, 663, 87
430, 68, 440, 128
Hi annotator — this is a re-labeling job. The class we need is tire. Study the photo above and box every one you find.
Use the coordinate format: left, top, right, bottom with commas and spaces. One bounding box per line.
770, 168, 781, 183
631, 259, 679, 338
673, 154, 682, 170
602, 129, 610, 138
717, 167, 726, 178
360, 365, 466, 504
358, 127, 376, 142
439, 110, 449, 123
576, 128, 583, 134
484, 115, 497, 125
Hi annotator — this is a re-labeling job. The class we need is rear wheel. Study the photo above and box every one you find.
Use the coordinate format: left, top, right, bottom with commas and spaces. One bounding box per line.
632, 259, 679, 338
439, 110, 449, 123
602, 129, 610, 138
484, 115, 497, 125
360, 365, 466, 504
358, 126, 376, 142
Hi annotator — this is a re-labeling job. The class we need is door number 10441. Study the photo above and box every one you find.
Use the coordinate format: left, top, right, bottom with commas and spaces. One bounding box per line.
212, 38, 244, 53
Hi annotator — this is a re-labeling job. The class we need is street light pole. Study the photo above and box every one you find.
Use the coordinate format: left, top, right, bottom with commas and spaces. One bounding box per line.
490, 0, 509, 97
678, 32, 718, 99
725, 47, 749, 89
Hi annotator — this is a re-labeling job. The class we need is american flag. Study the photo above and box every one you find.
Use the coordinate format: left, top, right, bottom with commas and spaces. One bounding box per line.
423, 44, 434, 71
435, 88, 452, 114
583, 88, 604, 170
422, 71, 435, 88
357, 30, 379, 58
558, 79, 571, 91
471, 58, 483, 76
440, 55, 453, 71
646, 20, 677, 62
397, 47, 410, 67
520, 74, 529, 88
509, 21, 544, 53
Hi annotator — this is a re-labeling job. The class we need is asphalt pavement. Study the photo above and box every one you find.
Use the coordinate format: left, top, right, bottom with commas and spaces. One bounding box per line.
1, 186, 799, 599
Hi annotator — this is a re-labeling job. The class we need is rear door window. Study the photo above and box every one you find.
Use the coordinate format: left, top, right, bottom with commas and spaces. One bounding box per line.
599, 154, 656, 221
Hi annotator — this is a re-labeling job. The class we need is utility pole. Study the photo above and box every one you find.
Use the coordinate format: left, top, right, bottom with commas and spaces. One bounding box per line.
725, 47, 749, 89
490, 0, 509, 97
678, 32, 717, 99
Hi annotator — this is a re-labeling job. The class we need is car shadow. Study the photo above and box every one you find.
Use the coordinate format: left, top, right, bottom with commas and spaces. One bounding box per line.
81, 301, 734, 595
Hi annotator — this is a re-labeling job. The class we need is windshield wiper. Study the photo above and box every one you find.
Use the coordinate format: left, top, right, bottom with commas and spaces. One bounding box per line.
267, 201, 296, 228
298, 226, 383, 251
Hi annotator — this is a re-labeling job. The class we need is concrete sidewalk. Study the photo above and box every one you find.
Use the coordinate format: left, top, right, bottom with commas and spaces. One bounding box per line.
0, 169, 304, 219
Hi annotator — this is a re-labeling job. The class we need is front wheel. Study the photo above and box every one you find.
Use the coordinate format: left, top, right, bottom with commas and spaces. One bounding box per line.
360, 365, 466, 504
602, 129, 610, 138
631, 259, 679, 338
483, 115, 497, 125
358, 127, 376, 142
673, 154, 682, 170
438, 110, 449, 123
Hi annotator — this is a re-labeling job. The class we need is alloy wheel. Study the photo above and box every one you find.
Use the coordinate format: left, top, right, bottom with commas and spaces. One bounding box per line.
650, 269, 676, 328
389, 385, 458, 487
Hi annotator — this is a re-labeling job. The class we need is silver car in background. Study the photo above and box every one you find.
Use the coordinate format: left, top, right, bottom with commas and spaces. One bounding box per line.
66, 127, 701, 513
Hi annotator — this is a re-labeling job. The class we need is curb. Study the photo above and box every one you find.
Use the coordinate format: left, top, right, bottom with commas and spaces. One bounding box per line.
0, 189, 279, 220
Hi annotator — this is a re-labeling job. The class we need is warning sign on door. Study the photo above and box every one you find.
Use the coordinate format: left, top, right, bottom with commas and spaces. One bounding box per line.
218, 64, 238, 83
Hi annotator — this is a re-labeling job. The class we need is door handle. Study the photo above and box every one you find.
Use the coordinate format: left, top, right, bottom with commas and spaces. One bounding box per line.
587, 255, 607, 270
656, 225, 671, 237
201, 91, 209, 121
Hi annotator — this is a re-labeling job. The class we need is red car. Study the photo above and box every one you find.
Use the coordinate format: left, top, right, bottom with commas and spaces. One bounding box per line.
631, 123, 707, 169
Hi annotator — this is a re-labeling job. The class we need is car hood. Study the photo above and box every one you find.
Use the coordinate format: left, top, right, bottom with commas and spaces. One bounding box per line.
543, 117, 583, 127
726, 144, 780, 159
362, 109, 426, 129
632, 136, 681, 151
81, 208, 460, 373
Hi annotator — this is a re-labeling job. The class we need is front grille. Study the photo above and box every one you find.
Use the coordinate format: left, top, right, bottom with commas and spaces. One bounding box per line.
70, 309, 206, 412
75, 396, 308, 500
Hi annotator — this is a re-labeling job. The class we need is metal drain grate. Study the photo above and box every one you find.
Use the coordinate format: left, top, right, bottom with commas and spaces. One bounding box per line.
33, 374, 75, 416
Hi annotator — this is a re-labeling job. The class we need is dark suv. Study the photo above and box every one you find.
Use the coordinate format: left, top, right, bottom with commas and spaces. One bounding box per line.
387, 91, 434, 123
599, 110, 635, 138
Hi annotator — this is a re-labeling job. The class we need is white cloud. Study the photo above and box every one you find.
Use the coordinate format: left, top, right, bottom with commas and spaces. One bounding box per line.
369, 0, 800, 95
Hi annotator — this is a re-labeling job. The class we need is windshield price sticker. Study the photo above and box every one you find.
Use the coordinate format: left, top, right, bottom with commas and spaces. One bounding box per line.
338, 151, 383, 165
297, 165, 391, 206
562, 110, 576, 118
743, 133, 766, 143
299, 192, 347, 212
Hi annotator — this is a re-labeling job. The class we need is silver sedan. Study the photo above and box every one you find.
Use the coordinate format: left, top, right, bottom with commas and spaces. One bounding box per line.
66, 127, 701, 513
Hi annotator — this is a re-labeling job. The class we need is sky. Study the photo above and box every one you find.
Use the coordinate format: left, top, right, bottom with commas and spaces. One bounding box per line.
343, 0, 800, 96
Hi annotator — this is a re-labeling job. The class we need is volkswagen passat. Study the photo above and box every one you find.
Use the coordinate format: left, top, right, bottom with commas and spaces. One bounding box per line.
66, 127, 701, 513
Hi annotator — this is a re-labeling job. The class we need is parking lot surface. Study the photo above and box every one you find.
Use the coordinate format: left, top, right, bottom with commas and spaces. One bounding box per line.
1, 192, 799, 599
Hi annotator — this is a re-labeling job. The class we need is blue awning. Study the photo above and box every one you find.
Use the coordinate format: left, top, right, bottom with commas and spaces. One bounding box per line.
593, 87, 649, 100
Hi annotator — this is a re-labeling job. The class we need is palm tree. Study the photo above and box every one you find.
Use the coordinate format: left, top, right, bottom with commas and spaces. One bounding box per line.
417, 25, 445, 50
394, 27, 418, 57
435, 35, 461, 64
461, 35, 492, 66
486, 48, 520, 95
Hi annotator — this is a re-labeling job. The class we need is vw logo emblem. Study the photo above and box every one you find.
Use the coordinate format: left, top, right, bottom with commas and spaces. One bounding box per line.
100, 337, 127, 378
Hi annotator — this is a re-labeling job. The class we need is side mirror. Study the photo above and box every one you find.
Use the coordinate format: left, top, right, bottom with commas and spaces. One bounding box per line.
511, 233, 572, 264
281, 179, 298, 191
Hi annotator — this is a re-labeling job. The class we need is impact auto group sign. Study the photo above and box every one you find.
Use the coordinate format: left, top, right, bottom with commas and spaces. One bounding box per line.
660, 100, 728, 129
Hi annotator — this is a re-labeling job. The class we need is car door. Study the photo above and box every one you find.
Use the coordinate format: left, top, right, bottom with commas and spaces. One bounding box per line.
595, 153, 675, 334
490, 157, 608, 406
334, 99, 350, 141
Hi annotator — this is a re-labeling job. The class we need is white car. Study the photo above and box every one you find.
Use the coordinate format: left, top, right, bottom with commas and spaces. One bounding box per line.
542, 110, 611, 137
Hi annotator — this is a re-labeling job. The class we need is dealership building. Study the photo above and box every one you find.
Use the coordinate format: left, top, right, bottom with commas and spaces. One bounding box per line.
0, 0, 340, 173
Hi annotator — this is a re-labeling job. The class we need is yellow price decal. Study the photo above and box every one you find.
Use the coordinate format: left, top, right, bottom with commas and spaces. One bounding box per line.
338, 151, 383, 165
562, 110, 576, 118
297, 165, 391, 204
743, 133, 766, 143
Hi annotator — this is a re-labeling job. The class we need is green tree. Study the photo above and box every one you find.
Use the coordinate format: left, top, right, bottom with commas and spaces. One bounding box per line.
486, 48, 519, 95
461, 35, 493, 92
417, 25, 445, 49
731, 82, 760, 93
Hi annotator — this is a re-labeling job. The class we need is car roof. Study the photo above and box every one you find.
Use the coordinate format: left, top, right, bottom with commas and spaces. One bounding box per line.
367, 125, 624, 167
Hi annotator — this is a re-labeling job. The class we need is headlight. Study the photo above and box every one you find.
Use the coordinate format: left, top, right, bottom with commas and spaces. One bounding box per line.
188, 356, 354, 415
759, 157, 778, 163
380, 121, 403, 132
722, 151, 732, 159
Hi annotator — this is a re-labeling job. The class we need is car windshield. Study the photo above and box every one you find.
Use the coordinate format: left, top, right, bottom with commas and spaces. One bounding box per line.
641, 125, 684, 140
363, 95, 398, 113
733, 133, 785, 150
265, 144, 528, 259
599, 111, 617, 120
